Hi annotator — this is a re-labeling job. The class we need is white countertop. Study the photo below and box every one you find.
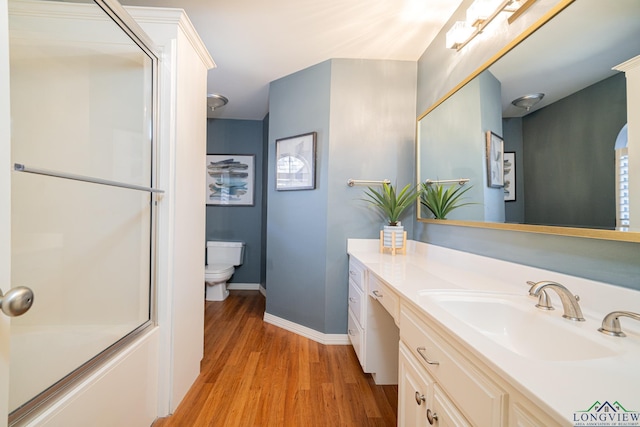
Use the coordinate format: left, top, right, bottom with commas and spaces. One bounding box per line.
347, 239, 640, 425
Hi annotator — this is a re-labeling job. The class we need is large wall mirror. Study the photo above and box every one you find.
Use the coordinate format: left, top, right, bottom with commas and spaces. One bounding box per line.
417, 0, 640, 242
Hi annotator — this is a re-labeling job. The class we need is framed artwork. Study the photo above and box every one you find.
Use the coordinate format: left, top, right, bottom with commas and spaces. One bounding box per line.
486, 131, 504, 188
504, 152, 516, 201
206, 154, 255, 206
276, 132, 316, 191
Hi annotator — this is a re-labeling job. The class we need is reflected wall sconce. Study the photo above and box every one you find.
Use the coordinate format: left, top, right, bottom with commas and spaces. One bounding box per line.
207, 93, 229, 111
446, 0, 536, 50
512, 93, 544, 111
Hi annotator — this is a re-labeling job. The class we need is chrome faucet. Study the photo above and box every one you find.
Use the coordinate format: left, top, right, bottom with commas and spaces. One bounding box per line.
527, 280, 585, 321
526, 281, 553, 311
598, 311, 640, 337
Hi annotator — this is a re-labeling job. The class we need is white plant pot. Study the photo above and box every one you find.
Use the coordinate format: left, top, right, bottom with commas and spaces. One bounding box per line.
383, 224, 404, 248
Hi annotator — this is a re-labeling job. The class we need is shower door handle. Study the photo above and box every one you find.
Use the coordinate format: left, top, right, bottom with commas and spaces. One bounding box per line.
0, 286, 34, 317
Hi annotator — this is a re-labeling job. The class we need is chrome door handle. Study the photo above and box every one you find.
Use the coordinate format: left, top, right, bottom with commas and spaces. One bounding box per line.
414, 391, 425, 405
0, 286, 34, 317
416, 347, 439, 365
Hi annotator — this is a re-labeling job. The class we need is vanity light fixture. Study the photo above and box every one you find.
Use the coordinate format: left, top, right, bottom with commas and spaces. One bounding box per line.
445, 21, 475, 49
446, 0, 535, 50
207, 93, 229, 111
511, 93, 544, 111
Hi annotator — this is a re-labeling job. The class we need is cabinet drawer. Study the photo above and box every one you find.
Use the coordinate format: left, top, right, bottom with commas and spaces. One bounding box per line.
348, 278, 364, 325
348, 257, 366, 291
369, 274, 399, 322
348, 309, 363, 365
400, 306, 505, 427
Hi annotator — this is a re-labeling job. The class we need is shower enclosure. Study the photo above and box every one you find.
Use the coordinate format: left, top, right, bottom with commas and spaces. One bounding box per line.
5, 0, 159, 423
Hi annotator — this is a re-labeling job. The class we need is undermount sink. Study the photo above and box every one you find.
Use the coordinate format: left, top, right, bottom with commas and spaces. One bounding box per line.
418, 290, 617, 362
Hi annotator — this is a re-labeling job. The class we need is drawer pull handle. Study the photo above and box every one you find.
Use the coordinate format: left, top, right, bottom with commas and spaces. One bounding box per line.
348, 329, 355, 336
414, 391, 425, 405
427, 409, 438, 425
416, 347, 439, 365
372, 290, 383, 298
349, 270, 356, 276
349, 297, 357, 303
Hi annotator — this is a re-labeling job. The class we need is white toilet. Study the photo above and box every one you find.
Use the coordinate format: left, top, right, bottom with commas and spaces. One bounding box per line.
204, 241, 245, 301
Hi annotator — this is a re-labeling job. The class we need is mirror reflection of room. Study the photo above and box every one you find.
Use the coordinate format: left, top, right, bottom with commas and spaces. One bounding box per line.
417, 0, 640, 232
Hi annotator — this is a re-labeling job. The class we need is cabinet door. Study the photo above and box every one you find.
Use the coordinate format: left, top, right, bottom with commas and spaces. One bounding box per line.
348, 278, 365, 325
510, 400, 563, 427
348, 309, 364, 366
432, 384, 472, 427
400, 306, 505, 425
399, 344, 432, 427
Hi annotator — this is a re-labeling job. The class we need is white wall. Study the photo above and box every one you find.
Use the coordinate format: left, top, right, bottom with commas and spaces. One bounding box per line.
127, 6, 215, 414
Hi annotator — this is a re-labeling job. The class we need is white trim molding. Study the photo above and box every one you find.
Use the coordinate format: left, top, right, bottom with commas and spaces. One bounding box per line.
263, 313, 350, 346
227, 282, 261, 291
125, 6, 215, 70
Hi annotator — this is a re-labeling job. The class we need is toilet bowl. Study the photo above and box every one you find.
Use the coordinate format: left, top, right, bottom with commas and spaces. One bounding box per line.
205, 264, 235, 301
204, 241, 245, 301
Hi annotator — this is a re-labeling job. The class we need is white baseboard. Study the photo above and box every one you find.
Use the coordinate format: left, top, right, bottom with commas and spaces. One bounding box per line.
227, 282, 260, 290
263, 312, 350, 345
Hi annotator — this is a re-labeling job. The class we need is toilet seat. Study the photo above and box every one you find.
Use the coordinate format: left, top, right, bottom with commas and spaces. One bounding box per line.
205, 263, 234, 281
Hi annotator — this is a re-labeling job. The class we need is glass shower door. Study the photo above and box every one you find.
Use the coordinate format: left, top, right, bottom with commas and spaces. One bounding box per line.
8, 0, 158, 421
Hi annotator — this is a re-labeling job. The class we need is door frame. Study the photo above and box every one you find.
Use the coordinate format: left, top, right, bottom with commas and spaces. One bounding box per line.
1, 0, 13, 424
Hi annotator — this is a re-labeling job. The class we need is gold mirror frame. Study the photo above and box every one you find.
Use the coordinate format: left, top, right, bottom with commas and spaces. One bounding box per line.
416, 0, 640, 243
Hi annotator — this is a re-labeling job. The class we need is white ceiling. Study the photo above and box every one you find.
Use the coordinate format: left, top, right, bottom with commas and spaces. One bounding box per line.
120, 0, 464, 120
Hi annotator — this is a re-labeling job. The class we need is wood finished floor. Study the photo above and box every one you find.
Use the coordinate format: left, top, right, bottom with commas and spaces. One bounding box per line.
153, 290, 398, 427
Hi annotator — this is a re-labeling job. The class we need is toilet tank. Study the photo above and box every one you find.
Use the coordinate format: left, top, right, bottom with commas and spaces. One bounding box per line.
206, 241, 245, 266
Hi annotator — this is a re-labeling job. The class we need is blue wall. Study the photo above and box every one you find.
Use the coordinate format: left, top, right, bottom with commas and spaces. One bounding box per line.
260, 115, 269, 289
504, 74, 626, 228
206, 119, 265, 285
503, 117, 524, 222
522, 73, 625, 228
478, 71, 505, 223
419, 71, 504, 222
266, 59, 417, 334
266, 61, 331, 333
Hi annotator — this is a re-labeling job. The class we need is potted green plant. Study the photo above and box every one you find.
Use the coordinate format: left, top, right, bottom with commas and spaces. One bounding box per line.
362, 182, 420, 248
420, 182, 474, 219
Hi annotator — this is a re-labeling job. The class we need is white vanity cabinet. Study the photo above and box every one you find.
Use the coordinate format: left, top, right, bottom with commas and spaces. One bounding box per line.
399, 342, 470, 427
400, 304, 504, 426
348, 260, 563, 426
398, 301, 565, 427
347, 257, 366, 365
347, 240, 638, 426
347, 257, 399, 384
